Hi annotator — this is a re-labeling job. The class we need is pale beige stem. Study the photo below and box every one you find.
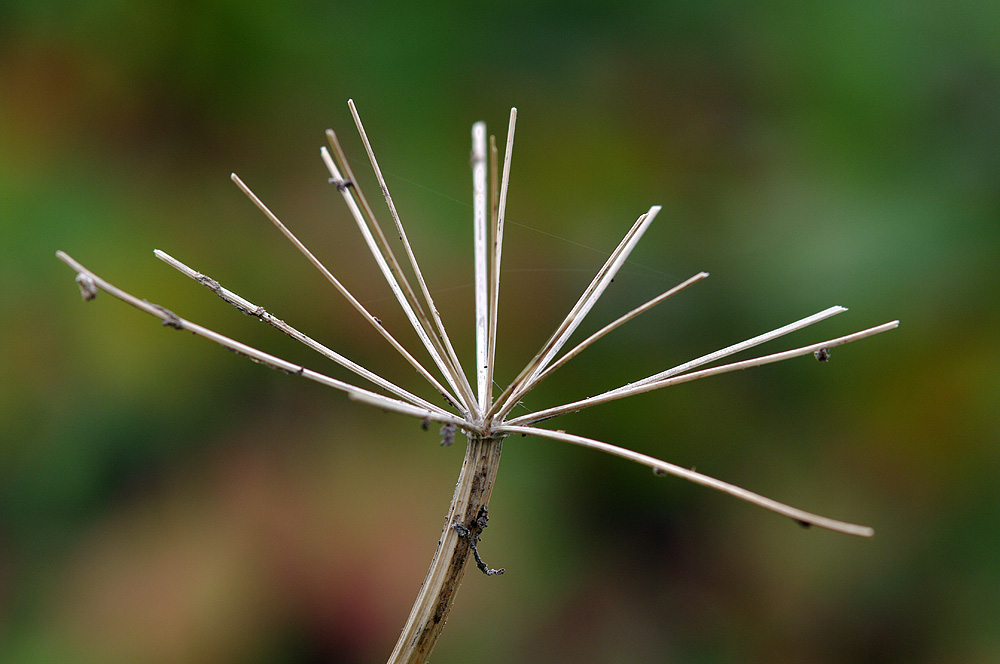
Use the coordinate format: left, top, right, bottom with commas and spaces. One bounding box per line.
230, 173, 463, 412
344, 102, 479, 413
54, 251, 427, 416
496, 424, 873, 536
387, 434, 504, 664
473, 121, 489, 412
319, 146, 475, 415
489, 207, 659, 419
153, 249, 449, 416
508, 320, 899, 426
527, 270, 709, 390
486, 109, 517, 408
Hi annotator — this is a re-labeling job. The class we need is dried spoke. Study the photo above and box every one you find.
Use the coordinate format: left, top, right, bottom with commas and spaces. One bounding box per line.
324, 130, 473, 409
487, 109, 517, 413
347, 390, 471, 429
507, 320, 899, 426
320, 146, 475, 415
56, 251, 428, 415
496, 425, 875, 537
230, 173, 463, 413
620, 305, 850, 392
491, 206, 660, 419
472, 121, 489, 411
154, 250, 450, 416
346, 101, 478, 414
529, 271, 709, 390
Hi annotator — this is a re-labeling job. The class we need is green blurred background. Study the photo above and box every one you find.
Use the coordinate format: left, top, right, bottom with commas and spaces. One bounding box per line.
2, 2, 998, 662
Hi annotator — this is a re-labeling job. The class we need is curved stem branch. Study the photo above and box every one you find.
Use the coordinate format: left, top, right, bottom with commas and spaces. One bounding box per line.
387, 435, 504, 664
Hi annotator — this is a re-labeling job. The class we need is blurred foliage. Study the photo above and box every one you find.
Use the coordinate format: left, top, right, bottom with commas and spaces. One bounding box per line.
2, 1, 998, 662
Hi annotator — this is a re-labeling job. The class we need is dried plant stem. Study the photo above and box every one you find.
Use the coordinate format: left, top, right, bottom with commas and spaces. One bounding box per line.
486, 109, 517, 407
318, 146, 475, 414
53, 251, 448, 419
153, 249, 447, 416
58, 104, 899, 664
526, 270, 710, 391
495, 425, 873, 537
509, 319, 899, 426
490, 206, 660, 419
230, 173, 463, 412
338, 103, 478, 412
473, 121, 489, 411
387, 434, 504, 664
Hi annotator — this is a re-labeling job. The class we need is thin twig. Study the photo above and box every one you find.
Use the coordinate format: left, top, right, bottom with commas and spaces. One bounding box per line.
324, 130, 473, 409
319, 147, 475, 415
323, 129, 429, 329
345, 102, 479, 414
386, 435, 504, 664
55, 251, 432, 416
489, 135, 499, 243
491, 206, 660, 419
154, 249, 450, 416
507, 320, 900, 426
621, 305, 849, 391
230, 173, 463, 412
528, 271, 709, 390
472, 121, 489, 412
496, 424, 874, 537
486, 109, 517, 414
488, 211, 652, 418
348, 391, 470, 429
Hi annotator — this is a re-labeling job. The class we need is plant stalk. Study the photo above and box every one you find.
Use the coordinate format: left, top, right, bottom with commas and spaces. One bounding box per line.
387, 434, 504, 664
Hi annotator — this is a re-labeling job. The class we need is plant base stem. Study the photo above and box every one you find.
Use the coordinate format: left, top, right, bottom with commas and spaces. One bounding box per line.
387, 434, 504, 664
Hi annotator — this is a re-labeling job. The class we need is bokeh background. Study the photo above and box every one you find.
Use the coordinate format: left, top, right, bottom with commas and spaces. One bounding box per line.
2, 2, 998, 662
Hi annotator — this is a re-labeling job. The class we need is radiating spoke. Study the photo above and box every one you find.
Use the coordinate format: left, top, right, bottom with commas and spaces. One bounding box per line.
347, 391, 472, 429
320, 147, 475, 415
346, 101, 478, 415
507, 320, 899, 426
154, 249, 451, 416
56, 251, 432, 416
496, 424, 875, 537
231, 173, 463, 411
486, 109, 517, 413
620, 305, 849, 392
473, 121, 489, 412
527, 271, 709, 391
491, 206, 660, 419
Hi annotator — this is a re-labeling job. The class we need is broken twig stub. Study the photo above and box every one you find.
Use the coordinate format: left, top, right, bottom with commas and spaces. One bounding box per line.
453, 506, 504, 576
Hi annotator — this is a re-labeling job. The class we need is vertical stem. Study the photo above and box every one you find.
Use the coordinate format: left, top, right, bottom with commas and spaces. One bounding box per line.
472, 122, 489, 413
487, 109, 517, 407
387, 434, 504, 664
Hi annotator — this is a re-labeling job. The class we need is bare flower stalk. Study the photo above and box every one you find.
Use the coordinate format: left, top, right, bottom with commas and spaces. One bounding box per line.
339, 101, 478, 412
58, 101, 898, 664
473, 120, 490, 412
386, 434, 504, 662
229, 173, 464, 413
54, 251, 463, 427
153, 249, 445, 415
487, 109, 517, 408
